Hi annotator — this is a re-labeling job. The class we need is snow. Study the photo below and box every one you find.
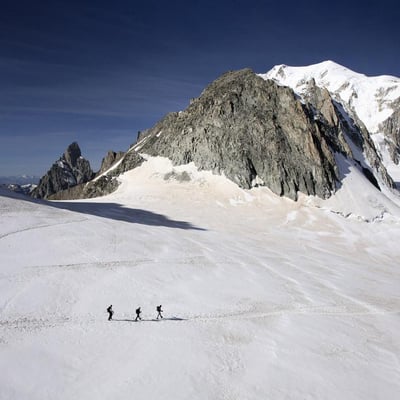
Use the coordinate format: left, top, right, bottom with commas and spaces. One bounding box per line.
373, 132, 400, 185
260, 61, 400, 134
260, 60, 400, 190
307, 153, 400, 222
1, 156, 400, 399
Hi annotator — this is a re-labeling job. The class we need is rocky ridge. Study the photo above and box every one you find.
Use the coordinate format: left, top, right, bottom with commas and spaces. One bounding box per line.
381, 101, 400, 165
31, 142, 94, 199
33, 64, 398, 201
48, 150, 144, 200
263, 61, 400, 172
130, 68, 393, 199
97, 150, 125, 176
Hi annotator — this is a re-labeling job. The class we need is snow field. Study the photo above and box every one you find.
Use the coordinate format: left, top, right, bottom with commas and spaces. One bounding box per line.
1, 158, 400, 399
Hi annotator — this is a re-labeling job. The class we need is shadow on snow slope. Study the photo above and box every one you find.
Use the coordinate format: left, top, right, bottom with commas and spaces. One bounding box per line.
0, 189, 206, 231
52, 201, 206, 230
112, 317, 187, 322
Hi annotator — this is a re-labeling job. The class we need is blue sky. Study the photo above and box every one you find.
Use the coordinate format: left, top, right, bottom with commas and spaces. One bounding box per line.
1, 0, 399, 176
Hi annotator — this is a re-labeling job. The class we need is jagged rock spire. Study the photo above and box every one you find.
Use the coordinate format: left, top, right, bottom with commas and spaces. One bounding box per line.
31, 142, 94, 199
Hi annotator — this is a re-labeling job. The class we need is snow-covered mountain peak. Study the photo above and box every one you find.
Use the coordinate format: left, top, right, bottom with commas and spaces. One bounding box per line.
267, 60, 364, 83
260, 60, 400, 134
263, 60, 365, 89
260, 61, 400, 184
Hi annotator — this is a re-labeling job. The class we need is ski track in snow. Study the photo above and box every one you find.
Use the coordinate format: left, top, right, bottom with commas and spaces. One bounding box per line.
1, 255, 399, 330
1, 303, 399, 340
0, 217, 89, 240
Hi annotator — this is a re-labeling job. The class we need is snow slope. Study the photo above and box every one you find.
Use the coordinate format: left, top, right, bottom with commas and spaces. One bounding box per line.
261, 60, 400, 134
1, 157, 400, 400
261, 61, 400, 182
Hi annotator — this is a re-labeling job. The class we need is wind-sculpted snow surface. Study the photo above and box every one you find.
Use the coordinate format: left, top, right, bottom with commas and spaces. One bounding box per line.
1, 160, 400, 400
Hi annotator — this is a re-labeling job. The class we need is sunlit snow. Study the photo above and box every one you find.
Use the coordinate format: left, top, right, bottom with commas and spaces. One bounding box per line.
261, 60, 400, 134
261, 60, 400, 187
1, 156, 400, 399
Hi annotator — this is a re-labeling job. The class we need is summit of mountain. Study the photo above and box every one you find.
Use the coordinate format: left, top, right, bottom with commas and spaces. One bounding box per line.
115, 66, 394, 200
262, 60, 400, 182
31, 142, 94, 199
35, 62, 400, 203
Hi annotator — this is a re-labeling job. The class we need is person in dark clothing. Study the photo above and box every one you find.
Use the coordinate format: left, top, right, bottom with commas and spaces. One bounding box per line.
156, 305, 163, 319
107, 305, 114, 321
135, 307, 142, 321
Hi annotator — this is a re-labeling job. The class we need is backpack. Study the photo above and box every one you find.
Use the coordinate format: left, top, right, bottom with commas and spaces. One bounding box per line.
136, 308, 141, 314
157, 306, 161, 312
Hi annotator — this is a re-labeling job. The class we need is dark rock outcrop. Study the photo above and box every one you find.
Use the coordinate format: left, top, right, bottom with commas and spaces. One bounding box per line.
106, 149, 145, 177
381, 101, 400, 164
301, 79, 393, 190
47, 149, 145, 200
131, 69, 394, 200
31, 142, 94, 199
97, 150, 125, 176
132, 69, 356, 199
48, 175, 120, 200
33, 68, 396, 202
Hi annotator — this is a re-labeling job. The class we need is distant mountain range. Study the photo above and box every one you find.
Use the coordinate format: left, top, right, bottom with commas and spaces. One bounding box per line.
0, 175, 39, 196
31, 61, 400, 201
0, 175, 39, 185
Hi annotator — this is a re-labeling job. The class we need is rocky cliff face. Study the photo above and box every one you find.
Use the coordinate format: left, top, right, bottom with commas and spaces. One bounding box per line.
47, 175, 119, 200
130, 69, 392, 200
35, 65, 397, 201
380, 102, 400, 165
31, 142, 94, 199
97, 150, 125, 176
299, 79, 393, 190
263, 61, 400, 181
46, 148, 145, 200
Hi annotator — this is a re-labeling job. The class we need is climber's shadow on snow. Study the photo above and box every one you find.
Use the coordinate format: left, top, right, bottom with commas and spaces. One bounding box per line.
113, 317, 187, 322
145, 317, 187, 322
51, 201, 206, 230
